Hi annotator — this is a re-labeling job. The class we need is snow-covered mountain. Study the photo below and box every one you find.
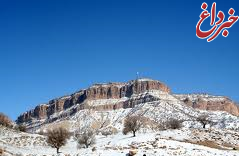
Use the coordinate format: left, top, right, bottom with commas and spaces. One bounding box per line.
1, 78, 239, 156
16, 78, 239, 132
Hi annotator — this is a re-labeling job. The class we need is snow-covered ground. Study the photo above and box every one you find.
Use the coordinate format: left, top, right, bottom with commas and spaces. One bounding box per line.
1, 126, 239, 156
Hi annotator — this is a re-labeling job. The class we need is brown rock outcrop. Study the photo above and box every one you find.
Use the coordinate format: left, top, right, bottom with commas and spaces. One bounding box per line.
16, 79, 239, 125
34, 104, 48, 119
194, 98, 239, 116
16, 79, 170, 124
176, 94, 239, 116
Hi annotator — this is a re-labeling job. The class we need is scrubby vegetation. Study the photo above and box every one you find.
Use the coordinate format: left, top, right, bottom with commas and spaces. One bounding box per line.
75, 128, 96, 148
0, 113, 13, 128
197, 114, 212, 129
16, 125, 27, 132
0, 148, 4, 155
165, 118, 182, 129
101, 126, 118, 137
123, 115, 145, 137
46, 127, 70, 153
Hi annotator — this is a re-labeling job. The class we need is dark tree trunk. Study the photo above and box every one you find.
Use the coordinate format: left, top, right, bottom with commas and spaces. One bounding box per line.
57, 148, 59, 154
203, 124, 206, 129
133, 131, 136, 137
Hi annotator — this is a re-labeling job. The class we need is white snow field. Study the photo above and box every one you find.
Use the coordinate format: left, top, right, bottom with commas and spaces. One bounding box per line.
1, 126, 239, 156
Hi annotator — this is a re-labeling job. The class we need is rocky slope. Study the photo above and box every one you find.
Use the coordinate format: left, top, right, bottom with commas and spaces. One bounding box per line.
174, 94, 239, 116
16, 78, 239, 131
16, 79, 170, 124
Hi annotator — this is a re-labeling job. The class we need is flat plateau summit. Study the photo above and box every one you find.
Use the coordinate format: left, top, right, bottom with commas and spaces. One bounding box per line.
17, 78, 239, 131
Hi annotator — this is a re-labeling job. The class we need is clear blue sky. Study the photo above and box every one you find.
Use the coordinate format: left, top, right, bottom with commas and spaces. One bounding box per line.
0, 0, 239, 120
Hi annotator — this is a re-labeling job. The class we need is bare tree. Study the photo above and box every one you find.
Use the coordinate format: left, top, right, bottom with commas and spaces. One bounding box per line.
123, 115, 144, 137
98, 112, 110, 129
197, 114, 211, 129
91, 112, 111, 134
75, 128, 96, 148
46, 127, 70, 154
0, 113, 12, 128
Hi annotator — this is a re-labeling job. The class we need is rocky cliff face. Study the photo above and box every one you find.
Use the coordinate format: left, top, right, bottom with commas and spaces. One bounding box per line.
17, 79, 239, 125
174, 94, 239, 116
16, 79, 170, 124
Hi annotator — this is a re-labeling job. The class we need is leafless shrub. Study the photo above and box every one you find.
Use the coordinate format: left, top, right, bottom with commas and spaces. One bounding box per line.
156, 122, 166, 131
16, 125, 27, 132
148, 119, 165, 131
0, 148, 4, 155
197, 114, 211, 129
101, 129, 112, 137
100, 126, 117, 137
92, 147, 97, 152
123, 115, 144, 137
98, 113, 110, 129
75, 128, 96, 148
46, 127, 70, 153
0, 113, 13, 128
38, 129, 45, 136
165, 118, 182, 129
91, 112, 111, 135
